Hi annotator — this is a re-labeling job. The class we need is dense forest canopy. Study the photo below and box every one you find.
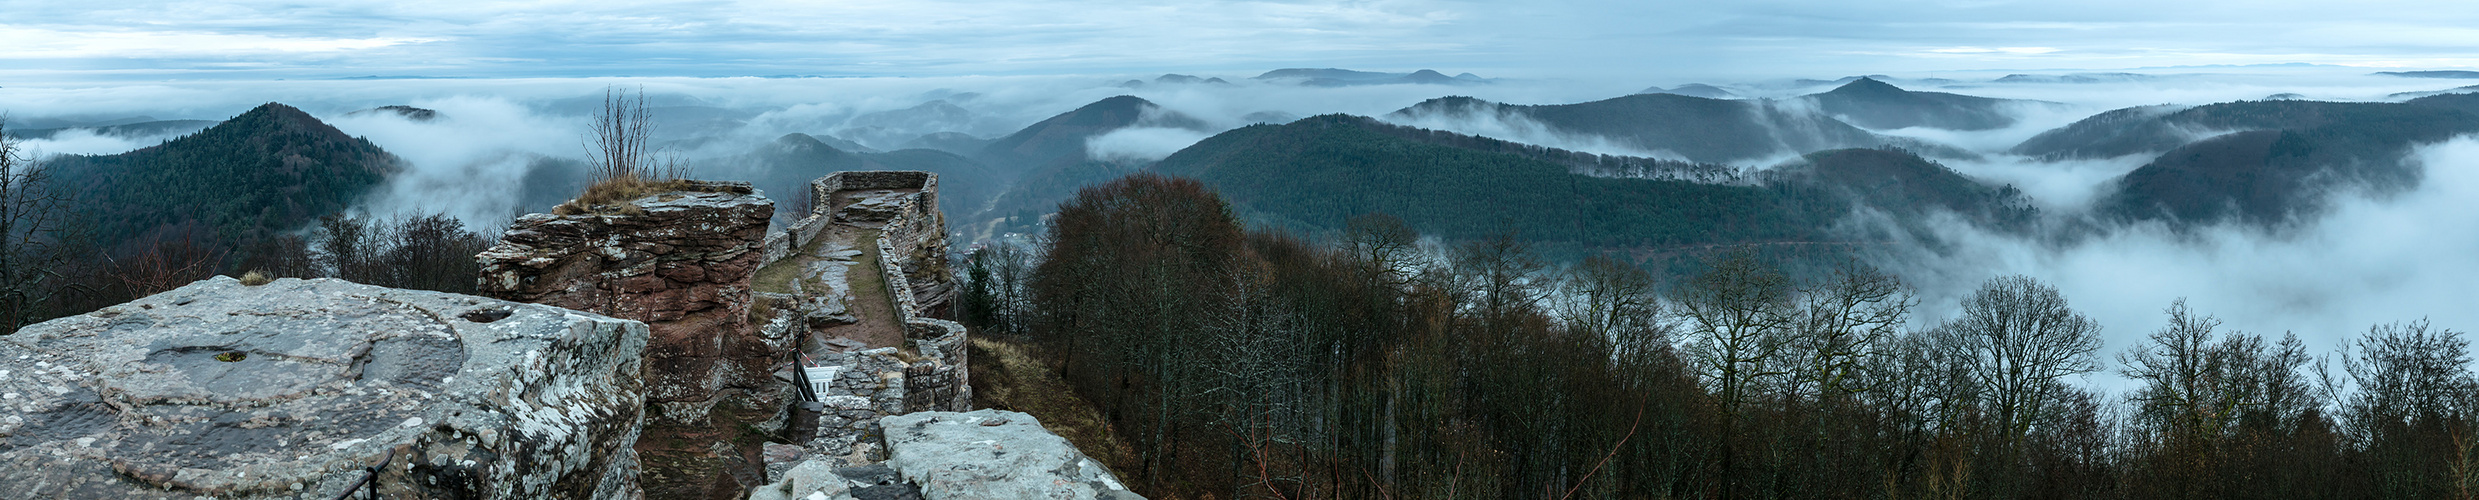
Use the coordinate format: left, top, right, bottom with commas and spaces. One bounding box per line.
964, 172, 2479, 500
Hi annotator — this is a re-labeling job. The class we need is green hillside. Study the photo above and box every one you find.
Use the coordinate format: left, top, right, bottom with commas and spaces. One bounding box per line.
44, 103, 400, 246
1151, 114, 1812, 246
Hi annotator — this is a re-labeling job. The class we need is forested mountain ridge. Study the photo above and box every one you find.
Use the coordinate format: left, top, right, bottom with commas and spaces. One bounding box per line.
2017, 99, 2479, 226
1763, 148, 2039, 231
1387, 93, 1890, 164
970, 95, 1203, 178
1796, 77, 2042, 131
1149, 114, 2027, 248
969, 95, 1209, 225
1150, 114, 1823, 245
44, 102, 400, 248
3, 119, 218, 141
2013, 99, 2479, 160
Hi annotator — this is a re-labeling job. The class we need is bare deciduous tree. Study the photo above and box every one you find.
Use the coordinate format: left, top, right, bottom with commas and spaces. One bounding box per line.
1934, 274, 2103, 447
0, 119, 75, 333
1787, 260, 1914, 399
1670, 251, 1796, 415
2341, 319, 2474, 431
587, 86, 658, 183
1553, 254, 1665, 368
1451, 233, 1546, 328
1344, 213, 1420, 289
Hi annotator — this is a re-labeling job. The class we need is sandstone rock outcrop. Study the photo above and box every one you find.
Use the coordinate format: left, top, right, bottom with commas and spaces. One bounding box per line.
478, 181, 787, 499
0, 276, 649, 499
749, 410, 1142, 500
881, 410, 1141, 500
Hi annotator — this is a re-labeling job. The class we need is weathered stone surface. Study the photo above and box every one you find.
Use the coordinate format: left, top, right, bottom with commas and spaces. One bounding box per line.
880, 410, 1143, 500
0, 276, 648, 499
479, 184, 787, 499
748, 462, 920, 500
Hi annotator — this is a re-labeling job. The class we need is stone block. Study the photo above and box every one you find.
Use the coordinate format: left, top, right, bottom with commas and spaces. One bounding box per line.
0, 276, 649, 499
880, 410, 1143, 500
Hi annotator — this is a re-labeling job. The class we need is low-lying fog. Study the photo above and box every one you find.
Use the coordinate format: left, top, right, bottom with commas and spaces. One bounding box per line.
4, 66, 2473, 380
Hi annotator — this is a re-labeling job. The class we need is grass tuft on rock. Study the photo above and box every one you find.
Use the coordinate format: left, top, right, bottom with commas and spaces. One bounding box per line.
239, 270, 271, 286
552, 176, 698, 216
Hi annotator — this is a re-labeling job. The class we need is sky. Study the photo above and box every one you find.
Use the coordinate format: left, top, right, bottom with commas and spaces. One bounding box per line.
3, 0, 2476, 82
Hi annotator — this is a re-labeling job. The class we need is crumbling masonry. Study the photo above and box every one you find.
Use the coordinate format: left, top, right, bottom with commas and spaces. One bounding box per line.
473, 172, 968, 498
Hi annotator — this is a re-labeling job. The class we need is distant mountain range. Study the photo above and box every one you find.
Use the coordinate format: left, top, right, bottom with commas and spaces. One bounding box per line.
1385, 92, 1957, 164
970, 96, 1210, 222
1991, 73, 2162, 84
1796, 77, 2050, 131
345, 105, 439, 121
1637, 84, 1739, 99
2375, 71, 2479, 79
4, 119, 218, 141
1117, 74, 1235, 89
716, 133, 1001, 216
1252, 68, 1490, 87
1149, 114, 2027, 248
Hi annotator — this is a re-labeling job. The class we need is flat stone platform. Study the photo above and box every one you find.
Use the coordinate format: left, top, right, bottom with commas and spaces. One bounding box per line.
0, 276, 650, 499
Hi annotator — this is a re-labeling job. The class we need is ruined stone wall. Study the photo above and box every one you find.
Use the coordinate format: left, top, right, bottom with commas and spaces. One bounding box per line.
748, 171, 972, 481
876, 235, 971, 413
808, 171, 956, 317
763, 171, 968, 416
476, 181, 786, 500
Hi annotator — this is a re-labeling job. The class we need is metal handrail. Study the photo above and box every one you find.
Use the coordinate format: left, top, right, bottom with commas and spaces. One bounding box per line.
330, 448, 396, 500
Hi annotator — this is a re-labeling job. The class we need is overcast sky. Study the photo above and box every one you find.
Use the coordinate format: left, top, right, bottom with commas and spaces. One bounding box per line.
4, 0, 2475, 82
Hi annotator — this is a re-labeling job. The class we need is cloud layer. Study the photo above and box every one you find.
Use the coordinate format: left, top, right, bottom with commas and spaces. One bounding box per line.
2, 0, 2476, 81
6, 69, 2476, 388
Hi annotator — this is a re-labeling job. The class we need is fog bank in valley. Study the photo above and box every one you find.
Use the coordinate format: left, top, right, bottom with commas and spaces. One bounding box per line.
4, 67, 2475, 376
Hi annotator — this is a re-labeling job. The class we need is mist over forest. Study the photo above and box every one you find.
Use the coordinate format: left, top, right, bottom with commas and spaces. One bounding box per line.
8, 62, 2479, 497
5, 67, 2470, 364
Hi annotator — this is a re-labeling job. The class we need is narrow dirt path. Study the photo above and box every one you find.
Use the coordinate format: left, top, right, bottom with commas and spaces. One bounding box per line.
813, 226, 907, 351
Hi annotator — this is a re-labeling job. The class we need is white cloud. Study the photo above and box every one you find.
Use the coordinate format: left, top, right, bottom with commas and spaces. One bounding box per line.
1883, 136, 2479, 374
1926, 46, 2063, 55
0, 27, 429, 59
1085, 127, 1213, 163
0, 0, 2471, 81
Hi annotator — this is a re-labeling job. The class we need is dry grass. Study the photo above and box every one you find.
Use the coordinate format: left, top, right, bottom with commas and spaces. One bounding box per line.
238, 270, 271, 286
968, 336, 1140, 479
551, 176, 700, 216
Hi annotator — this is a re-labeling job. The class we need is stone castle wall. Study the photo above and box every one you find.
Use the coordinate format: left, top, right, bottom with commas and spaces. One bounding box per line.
477, 181, 788, 500
752, 171, 970, 476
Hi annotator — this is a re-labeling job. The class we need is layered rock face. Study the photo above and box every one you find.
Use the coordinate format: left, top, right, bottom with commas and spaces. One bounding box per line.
0, 276, 649, 499
478, 182, 788, 499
